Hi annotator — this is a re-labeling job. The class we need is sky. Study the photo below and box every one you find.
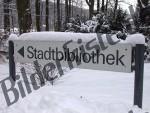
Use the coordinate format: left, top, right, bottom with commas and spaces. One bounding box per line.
48, 0, 137, 12
81, 0, 137, 13
120, 0, 137, 12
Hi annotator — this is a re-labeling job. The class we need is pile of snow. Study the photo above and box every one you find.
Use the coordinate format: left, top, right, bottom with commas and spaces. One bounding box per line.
120, 34, 145, 46
0, 86, 148, 113
0, 63, 150, 113
9, 32, 145, 46
0, 55, 7, 64
8, 34, 19, 40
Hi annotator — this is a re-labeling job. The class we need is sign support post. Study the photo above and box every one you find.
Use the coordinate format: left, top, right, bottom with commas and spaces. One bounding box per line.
9, 41, 16, 81
134, 44, 144, 108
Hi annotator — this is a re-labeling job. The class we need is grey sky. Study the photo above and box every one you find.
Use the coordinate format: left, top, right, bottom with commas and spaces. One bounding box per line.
120, 0, 137, 12
81, 0, 137, 13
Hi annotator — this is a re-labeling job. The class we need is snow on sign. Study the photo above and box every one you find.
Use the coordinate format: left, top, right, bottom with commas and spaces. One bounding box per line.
12, 36, 132, 73
8, 32, 145, 108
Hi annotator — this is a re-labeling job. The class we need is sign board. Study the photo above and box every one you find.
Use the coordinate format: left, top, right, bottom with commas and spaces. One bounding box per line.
8, 32, 145, 108
13, 40, 132, 73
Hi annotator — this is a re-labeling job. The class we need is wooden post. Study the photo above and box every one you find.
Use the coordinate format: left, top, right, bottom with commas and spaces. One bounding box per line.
9, 41, 16, 81
134, 44, 144, 108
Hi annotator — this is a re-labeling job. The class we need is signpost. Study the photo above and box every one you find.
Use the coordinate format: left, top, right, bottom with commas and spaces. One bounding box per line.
8, 33, 144, 108
13, 40, 132, 72
134, 44, 144, 108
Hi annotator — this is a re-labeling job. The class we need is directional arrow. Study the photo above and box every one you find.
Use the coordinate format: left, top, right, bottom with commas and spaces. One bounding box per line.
18, 47, 24, 57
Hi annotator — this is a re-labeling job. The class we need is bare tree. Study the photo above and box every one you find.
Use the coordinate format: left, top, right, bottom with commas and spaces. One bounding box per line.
35, 0, 40, 31
142, 0, 149, 6
71, 0, 73, 17
54, 0, 56, 30
57, 0, 61, 31
105, 0, 109, 12
138, 0, 149, 8
138, 0, 150, 24
45, 0, 49, 31
3, 0, 11, 32
68, 0, 71, 18
80, 0, 83, 16
65, 0, 69, 23
97, 0, 100, 13
16, 0, 32, 34
40, 1, 44, 31
85, 0, 95, 19
60, 0, 63, 21
114, 0, 118, 18
101, 0, 105, 12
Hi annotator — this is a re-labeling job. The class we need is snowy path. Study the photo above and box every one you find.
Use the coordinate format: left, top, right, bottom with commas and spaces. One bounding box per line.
0, 63, 150, 113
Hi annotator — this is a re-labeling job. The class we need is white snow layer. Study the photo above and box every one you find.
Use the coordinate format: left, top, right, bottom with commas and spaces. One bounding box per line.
0, 63, 150, 113
0, 32, 148, 113
9, 32, 145, 46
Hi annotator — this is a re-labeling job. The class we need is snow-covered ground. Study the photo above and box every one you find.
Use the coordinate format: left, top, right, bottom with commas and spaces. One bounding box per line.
0, 32, 149, 113
0, 62, 150, 113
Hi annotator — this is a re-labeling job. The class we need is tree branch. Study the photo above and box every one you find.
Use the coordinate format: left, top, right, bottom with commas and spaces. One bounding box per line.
85, 0, 91, 6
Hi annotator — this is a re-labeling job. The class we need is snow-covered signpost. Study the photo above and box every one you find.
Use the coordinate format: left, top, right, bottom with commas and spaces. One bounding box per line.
8, 32, 145, 108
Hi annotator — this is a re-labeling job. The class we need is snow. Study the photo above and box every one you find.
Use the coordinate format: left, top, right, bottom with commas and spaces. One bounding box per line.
120, 34, 146, 46
9, 32, 145, 46
0, 55, 7, 64
0, 62, 150, 113
9, 34, 19, 40
0, 32, 148, 113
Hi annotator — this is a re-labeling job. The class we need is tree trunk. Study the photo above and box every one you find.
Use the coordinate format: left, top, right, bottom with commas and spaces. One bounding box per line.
142, 0, 149, 6
16, 0, 32, 34
68, 0, 71, 18
113, 0, 118, 19
40, 2, 44, 31
138, 0, 149, 24
35, 0, 40, 31
54, 0, 56, 30
86, 0, 95, 19
3, 0, 11, 32
80, 1, 83, 16
45, 0, 49, 31
138, 0, 149, 8
65, 0, 69, 23
101, 0, 105, 12
89, 5, 94, 19
71, 0, 73, 17
57, 0, 61, 31
60, 0, 63, 21
105, 0, 109, 12
97, 0, 100, 13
